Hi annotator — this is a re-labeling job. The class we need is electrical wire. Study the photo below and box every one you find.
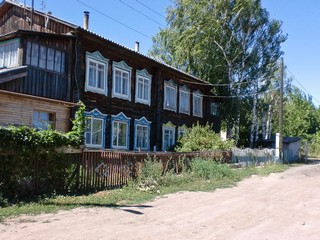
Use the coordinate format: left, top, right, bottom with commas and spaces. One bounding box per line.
76, 0, 151, 39
286, 67, 320, 104
119, 0, 166, 27
136, 0, 166, 19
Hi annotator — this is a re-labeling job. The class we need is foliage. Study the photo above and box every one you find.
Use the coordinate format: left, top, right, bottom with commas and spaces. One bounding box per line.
190, 158, 235, 180
175, 123, 235, 152
149, 0, 287, 142
0, 102, 86, 201
0, 102, 86, 151
272, 85, 320, 141
308, 132, 320, 157
136, 156, 163, 193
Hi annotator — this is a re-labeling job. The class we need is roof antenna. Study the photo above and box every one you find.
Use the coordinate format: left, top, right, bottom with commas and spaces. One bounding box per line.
31, 0, 34, 30
41, 0, 46, 12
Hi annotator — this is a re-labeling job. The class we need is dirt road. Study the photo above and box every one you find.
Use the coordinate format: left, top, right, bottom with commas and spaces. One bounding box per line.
1, 161, 320, 240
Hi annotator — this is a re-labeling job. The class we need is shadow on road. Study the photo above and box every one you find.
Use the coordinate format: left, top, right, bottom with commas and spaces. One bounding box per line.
306, 158, 320, 165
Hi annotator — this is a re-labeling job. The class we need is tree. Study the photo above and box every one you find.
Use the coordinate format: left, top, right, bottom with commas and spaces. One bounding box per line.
272, 85, 320, 140
149, 0, 287, 145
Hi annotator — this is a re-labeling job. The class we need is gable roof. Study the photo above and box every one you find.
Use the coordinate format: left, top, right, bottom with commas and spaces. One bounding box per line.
0, 0, 78, 29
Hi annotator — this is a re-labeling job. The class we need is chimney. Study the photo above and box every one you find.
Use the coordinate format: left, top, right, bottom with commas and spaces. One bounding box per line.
83, 11, 90, 30
134, 41, 140, 52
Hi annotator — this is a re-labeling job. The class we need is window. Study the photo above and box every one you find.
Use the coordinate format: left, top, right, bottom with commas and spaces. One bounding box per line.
164, 80, 177, 112
211, 102, 219, 116
32, 111, 55, 130
0, 39, 19, 68
162, 122, 176, 151
111, 112, 131, 149
112, 61, 132, 100
84, 109, 107, 148
193, 90, 203, 117
26, 41, 65, 73
178, 125, 188, 139
179, 85, 190, 114
135, 69, 152, 106
85, 51, 109, 95
134, 117, 151, 151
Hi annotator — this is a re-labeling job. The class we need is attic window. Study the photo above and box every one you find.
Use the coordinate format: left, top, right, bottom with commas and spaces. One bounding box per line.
26, 41, 65, 73
0, 39, 19, 68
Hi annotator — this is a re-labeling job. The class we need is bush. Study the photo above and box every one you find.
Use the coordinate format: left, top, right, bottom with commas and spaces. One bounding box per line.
0, 103, 85, 202
175, 122, 234, 152
136, 156, 163, 193
190, 158, 234, 180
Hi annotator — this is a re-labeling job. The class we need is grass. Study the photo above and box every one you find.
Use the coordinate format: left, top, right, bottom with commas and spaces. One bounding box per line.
0, 159, 289, 222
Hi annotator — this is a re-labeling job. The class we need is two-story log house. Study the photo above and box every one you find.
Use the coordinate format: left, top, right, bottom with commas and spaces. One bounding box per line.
0, 0, 221, 151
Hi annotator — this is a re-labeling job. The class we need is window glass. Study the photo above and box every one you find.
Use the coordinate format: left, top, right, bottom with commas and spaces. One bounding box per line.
164, 83, 177, 111
54, 50, 62, 72
31, 43, 39, 66
112, 121, 128, 148
0, 39, 19, 68
84, 111, 106, 148
179, 89, 190, 114
32, 111, 55, 130
47, 48, 54, 70
91, 118, 103, 145
163, 128, 175, 151
193, 93, 203, 117
39, 45, 47, 69
26, 41, 65, 73
136, 125, 148, 149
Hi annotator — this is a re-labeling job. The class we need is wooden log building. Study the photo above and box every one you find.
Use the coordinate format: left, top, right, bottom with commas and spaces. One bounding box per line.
0, 0, 221, 151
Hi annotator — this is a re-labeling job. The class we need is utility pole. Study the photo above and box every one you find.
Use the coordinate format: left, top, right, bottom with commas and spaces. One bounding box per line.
279, 57, 284, 160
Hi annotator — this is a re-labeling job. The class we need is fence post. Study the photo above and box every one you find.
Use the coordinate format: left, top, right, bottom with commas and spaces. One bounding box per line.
304, 142, 308, 161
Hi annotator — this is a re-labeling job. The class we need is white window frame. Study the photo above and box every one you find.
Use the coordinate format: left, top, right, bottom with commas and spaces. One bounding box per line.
135, 69, 152, 106
134, 117, 151, 151
179, 85, 190, 115
84, 109, 107, 148
162, 121, 176, 151
193, 90, 203, 117
111, 112, 131, 149
0, 38, 20, 68
85, 51, 109, 95
164, 80, 177, 112
112, 61, 132, 100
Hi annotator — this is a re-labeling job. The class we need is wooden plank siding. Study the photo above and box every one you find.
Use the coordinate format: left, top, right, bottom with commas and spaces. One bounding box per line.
76, 29, 221, 150
0, 2, 75, 36
0, 33, 75, 101
0, 90, 72, 132
0, 1, 222, 152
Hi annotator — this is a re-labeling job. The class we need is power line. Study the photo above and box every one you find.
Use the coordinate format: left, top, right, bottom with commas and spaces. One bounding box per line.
286, 67, 320, 104
76, 0, 151, 39
136, 0, 166, 19
119, 0, 166, 27
200, 89, 279, 99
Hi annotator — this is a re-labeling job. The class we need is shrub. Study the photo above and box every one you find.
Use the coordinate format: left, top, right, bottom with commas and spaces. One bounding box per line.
190, 158, 234, 180
175, 122, 234, 152
136, 156, 163, 193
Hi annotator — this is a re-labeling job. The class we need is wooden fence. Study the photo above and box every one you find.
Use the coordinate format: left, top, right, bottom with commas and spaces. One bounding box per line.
80, 150, 232, 190
0, 150, 232, 198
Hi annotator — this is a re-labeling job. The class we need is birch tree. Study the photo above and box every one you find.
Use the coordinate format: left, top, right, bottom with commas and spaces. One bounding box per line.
149, 0, 286, 145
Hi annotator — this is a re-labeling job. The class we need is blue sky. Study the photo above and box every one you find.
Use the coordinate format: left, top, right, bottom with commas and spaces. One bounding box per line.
29, 0, 320, 106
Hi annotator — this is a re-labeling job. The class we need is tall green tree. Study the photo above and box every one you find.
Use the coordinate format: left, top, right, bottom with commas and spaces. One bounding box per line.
149, 0, 286, 145
272, 85, 320, 140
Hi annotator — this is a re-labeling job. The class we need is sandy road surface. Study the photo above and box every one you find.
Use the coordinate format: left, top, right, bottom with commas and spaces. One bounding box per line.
1, 161, 320, 240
